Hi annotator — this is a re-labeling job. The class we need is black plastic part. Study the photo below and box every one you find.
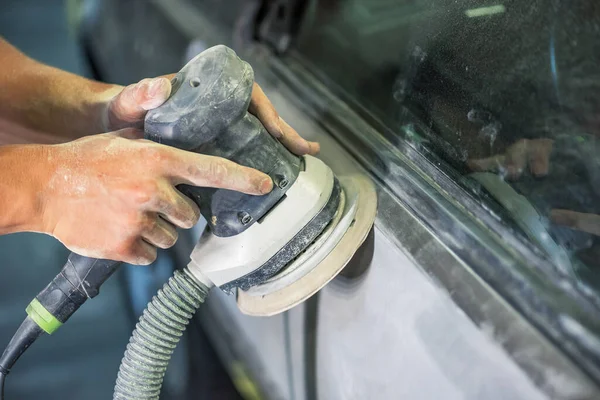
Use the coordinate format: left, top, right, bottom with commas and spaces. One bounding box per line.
0, 254, 120, 389
35, 254, 121, 323
220, 179, 342, 293
0, 317, 43, 375
145, 45, 301, 237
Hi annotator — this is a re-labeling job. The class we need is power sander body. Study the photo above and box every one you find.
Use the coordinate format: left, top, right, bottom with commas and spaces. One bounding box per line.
0, 45, 376, 399
22, 45, 337, 335
144, 46, 341, 292
146, 46, 303, 237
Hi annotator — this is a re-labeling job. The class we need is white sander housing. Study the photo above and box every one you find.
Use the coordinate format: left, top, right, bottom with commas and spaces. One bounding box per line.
187, 155, 335, 289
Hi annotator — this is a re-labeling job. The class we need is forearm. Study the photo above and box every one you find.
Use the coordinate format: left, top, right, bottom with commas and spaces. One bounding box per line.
0, 144, 52, 234
0, 38, 122, 143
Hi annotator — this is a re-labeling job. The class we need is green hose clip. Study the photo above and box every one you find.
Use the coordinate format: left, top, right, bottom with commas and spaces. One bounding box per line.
26, 299, 62, 334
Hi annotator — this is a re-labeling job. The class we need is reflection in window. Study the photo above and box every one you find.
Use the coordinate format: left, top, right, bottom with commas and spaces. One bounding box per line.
294, 1, 600, 286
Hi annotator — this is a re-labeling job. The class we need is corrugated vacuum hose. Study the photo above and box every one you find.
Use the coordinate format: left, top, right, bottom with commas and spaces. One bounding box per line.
113, 268, 209, 400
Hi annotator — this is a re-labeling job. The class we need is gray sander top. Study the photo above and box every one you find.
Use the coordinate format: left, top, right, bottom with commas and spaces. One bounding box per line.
145, 45, 254, 151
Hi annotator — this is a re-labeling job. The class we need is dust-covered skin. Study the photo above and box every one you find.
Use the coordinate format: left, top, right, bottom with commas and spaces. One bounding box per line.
42, 129, 277, 264
0, 37, 317, 264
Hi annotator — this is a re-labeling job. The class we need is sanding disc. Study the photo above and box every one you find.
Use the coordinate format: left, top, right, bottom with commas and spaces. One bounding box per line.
236, 174, 377, 316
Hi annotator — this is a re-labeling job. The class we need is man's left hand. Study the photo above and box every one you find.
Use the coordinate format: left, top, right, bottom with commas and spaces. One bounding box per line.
103, 77, 319, 156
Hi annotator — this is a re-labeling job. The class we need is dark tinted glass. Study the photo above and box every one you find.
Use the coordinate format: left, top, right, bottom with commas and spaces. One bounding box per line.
294, 1, 600, 287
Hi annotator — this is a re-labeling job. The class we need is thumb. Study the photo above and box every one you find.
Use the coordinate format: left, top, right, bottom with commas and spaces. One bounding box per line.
107, 77, 171, 129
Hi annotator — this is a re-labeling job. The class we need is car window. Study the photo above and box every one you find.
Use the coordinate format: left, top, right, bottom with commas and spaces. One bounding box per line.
292, 1, 600, 289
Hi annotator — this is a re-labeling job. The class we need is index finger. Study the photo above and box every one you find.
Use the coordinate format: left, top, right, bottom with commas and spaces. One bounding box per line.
162, 148, 274, 195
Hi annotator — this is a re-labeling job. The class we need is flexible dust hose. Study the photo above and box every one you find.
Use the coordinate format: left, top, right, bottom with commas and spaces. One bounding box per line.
113, 268, 210, 400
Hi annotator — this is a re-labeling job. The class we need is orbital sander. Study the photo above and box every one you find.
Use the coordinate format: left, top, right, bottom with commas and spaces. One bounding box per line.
0, 45, 376, 399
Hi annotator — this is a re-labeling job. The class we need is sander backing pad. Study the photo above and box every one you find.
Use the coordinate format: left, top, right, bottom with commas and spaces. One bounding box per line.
237, 174, 377, 316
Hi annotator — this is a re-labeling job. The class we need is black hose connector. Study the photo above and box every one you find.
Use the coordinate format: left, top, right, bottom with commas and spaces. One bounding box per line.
113, 268, 208, 400
36, 254, 121, 324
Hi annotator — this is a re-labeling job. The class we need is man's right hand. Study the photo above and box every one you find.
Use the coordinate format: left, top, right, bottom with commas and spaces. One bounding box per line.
41, 129, 274, 265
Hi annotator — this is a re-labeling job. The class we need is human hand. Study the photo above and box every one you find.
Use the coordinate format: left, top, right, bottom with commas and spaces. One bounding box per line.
60, 74, 318, 263
103, 77, 319, 155
469, 138, 600, 236
468, 138, 554, 180
42, 129, 274, 264
550, 210, 600, 236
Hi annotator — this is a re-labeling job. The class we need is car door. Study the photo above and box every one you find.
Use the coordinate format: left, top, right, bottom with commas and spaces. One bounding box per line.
80, 1, 600, 399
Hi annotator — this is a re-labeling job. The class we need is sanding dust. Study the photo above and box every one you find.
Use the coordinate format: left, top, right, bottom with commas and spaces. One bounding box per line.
49, 166, 90, 196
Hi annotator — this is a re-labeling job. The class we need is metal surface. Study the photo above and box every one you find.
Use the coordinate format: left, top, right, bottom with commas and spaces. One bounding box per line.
264, 55, 600, 395
80, 0, 600, 398
257, 75, 599, 399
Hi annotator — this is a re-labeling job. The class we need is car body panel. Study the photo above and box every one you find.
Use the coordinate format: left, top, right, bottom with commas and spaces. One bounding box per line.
79, 0, 600, 398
